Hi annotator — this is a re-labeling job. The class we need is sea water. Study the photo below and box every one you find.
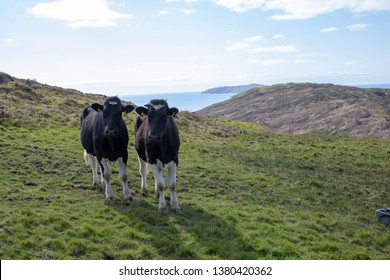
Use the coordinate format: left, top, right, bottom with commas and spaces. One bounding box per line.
120, 92, 237, 112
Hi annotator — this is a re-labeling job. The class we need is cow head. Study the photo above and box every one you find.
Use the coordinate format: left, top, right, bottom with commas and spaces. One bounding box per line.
91, 97, 134, 137
136, 99, 178, 143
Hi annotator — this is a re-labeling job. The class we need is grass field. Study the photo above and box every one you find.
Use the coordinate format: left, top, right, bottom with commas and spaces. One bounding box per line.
0, 79, 389, 259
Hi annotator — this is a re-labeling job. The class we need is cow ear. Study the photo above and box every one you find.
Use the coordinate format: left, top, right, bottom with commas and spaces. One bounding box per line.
135, 106, 148, 116
168, 107, 179, 117
122, 105, 135, 113
91, 103, 103, 112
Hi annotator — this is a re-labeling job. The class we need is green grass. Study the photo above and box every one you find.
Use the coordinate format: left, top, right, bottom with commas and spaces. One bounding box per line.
1, 116, 389, 259
1, 78, 389, 259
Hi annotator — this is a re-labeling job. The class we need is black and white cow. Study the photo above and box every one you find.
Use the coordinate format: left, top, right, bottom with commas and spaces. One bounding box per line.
134, 99, 180, 213
80, 96, 134, 200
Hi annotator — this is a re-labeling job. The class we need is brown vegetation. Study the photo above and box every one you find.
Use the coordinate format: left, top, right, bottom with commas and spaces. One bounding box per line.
197, 83, 390, 139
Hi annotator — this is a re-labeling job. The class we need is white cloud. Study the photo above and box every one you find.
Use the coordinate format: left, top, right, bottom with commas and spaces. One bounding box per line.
265, 0, 347, 20
320, 23, 368, 32
159, 8, 196, 16
244, 35, 263, 42
226, 35, 264, 51
192, 64, 220, 68
298, 52, 329, 57
5, 38, 13, 44
226, 40, 250, 51
214, 0, 390, 19
165, 0, 201, 3
294, 59, 314, 64
349, 0, 390, 13
247, 58, 287, 65
227, 36, 297, 54
273, 34, 285, 39
249, 44, 298, 53
214, 0, 265, 13
320, 27, 339, 32
159, 10, 170, 15
346, 23, 369, 31
182, 9, 196, 14
27, 0, 132, 28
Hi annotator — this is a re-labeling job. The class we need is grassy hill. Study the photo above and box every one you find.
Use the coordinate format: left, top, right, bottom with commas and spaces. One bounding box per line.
197, 83, 390, 139
1, 73, 389, 259
202, 84, 265, 94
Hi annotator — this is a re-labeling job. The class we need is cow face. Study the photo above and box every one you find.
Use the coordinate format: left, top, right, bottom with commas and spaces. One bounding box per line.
91, 97, 134, 137
136, 99, 178, 143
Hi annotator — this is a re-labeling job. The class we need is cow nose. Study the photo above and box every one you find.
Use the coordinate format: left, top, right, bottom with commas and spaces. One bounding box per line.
148, 134, 160, 143
105, 128, 118, 136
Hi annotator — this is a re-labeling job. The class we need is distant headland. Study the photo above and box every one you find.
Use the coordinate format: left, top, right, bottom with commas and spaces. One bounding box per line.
202, 83, 265, 94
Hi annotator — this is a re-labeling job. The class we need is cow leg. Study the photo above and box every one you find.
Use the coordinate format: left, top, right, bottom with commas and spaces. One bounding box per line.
118, 157, 132, 201
99, 158, 114, 200
87, 153, 99, 189
138, 157, 148, 196
99, 165, 106, 193
150, 164, 166, 213
154, 169, 162, 199
168, 163, 179, 213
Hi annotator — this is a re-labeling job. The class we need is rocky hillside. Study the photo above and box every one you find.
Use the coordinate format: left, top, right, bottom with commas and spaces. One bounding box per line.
197, 83, 390, 139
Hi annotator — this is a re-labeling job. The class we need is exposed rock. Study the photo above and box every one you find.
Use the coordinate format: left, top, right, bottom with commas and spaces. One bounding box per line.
0, 72, 13, 84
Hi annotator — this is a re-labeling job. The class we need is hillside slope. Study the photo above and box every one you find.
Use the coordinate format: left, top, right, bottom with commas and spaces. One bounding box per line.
0, 72, 108, 128
1, 73, 389, 260
202, 83, 265, 94
197, 83, 390, 139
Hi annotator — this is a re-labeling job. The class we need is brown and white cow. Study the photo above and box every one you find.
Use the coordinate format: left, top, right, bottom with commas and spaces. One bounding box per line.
134, 99, 180, 213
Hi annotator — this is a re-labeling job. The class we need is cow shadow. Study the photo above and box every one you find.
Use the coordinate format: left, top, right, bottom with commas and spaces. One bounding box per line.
107, 194, 257, 260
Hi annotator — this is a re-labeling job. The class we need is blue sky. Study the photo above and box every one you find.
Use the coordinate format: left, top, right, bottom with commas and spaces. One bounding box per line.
1, 0, 390, 94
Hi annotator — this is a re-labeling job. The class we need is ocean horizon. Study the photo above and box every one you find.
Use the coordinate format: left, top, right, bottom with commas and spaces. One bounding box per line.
118, 83, 390, 112
120, 92, 237, 112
